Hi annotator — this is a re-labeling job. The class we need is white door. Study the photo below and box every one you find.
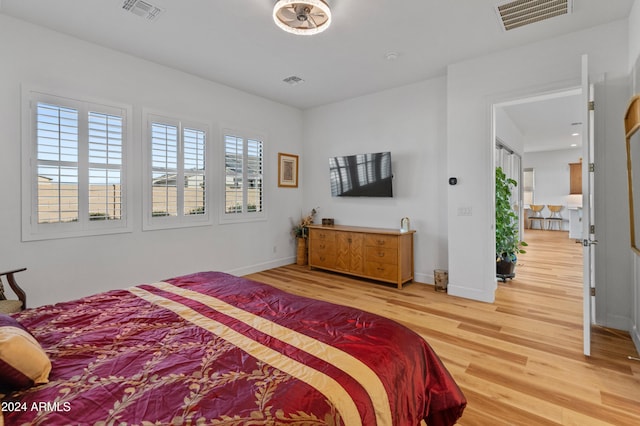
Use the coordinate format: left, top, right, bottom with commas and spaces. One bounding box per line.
581, 54, 596, 356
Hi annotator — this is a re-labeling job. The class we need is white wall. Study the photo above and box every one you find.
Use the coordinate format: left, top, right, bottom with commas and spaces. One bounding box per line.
627, 0, 640, 352
630, 0, 640, 79
523, 148, 582, 230
0, 15, 304, 307
495, 107, 525, 156
302, 77, 449, 284
446, 18, 631, 313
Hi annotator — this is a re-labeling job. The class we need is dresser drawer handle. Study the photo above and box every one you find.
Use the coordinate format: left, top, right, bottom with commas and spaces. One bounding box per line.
377, 239, 386, 245
377, 252, 385, 257
319, 243, 326, 249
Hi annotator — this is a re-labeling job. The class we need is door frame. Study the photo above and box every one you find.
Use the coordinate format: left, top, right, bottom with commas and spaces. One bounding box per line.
490, 83, 590, 347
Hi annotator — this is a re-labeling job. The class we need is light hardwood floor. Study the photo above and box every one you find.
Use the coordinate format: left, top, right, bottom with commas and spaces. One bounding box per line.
245, 229, 640, 425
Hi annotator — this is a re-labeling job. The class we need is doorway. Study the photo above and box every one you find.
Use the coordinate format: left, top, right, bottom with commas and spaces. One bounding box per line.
493, 87, 585, 293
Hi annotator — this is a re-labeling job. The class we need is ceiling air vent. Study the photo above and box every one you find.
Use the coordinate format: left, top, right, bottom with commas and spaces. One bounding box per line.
122, 0, 164, 22
496, 0, 572, 31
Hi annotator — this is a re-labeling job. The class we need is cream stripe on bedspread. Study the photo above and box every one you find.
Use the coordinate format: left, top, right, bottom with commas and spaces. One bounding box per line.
129, 282, 393, 426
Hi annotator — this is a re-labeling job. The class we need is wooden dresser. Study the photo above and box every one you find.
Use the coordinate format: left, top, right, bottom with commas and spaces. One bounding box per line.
307, 224, 415, 289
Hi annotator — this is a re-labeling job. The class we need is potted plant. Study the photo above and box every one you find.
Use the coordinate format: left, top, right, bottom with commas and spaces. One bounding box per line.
495, 167, 527, 281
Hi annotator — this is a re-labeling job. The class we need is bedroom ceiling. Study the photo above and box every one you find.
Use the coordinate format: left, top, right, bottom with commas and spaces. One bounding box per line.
0, 0, 633, 110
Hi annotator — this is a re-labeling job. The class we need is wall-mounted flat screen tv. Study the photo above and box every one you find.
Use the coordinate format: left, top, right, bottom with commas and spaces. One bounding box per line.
329, 151, 393, 197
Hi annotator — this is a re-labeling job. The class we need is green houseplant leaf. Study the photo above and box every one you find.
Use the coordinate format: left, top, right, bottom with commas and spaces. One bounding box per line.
495, 167, 527, 261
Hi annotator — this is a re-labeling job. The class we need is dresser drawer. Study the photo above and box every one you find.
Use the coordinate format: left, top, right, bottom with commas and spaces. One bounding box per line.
310, 239, 335, 254
310, 229, 335, 243
365, 246, 397, 265
310, 251, 336, 268
365, 234, 398, 249
365, 262, 398, 282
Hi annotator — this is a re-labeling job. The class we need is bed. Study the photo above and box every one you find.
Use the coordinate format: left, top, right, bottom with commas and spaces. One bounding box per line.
1, 271, 466, 425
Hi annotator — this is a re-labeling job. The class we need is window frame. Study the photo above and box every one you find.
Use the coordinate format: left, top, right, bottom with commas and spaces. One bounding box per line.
220, 127, 267, 224
142, 110, 212, 231
21, 88, 133, 241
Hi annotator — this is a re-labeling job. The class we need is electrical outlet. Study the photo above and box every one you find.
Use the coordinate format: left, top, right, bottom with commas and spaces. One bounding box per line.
457, 206, 472, 216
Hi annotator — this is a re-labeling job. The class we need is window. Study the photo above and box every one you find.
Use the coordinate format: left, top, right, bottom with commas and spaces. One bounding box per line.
144, 113, 209, 229
223, 130, 265, 222
22, 90, 131, 241
523, 168, 535, 206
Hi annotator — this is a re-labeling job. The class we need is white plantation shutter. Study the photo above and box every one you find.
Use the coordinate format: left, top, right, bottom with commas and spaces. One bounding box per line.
144, 113, 209, 229
225, 135, 244, 214
88, 112, 123, 221
183, 128, 206, 216
246, 139, 263, 213
151, 122, 179, 217
36, 103, 79, 224
223, 131, 265, 221
23, 90, 131, 241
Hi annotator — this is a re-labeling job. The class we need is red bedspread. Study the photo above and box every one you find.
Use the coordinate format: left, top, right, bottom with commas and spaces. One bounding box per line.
2, 272, 465, 425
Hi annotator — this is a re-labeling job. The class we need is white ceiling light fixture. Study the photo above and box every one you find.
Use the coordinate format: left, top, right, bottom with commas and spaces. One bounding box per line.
273, 0, 332, 36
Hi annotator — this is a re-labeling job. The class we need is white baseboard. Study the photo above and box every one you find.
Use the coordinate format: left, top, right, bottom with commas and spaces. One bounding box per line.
632, 325, 640, 356
447, 284, 495, 303
603, 313, 633, 333
414, 272, 432, 284
226, 257, 295, 277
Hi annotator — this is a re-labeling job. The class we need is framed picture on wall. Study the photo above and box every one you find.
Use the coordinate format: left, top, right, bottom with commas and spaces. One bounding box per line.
278, 153, 299, 188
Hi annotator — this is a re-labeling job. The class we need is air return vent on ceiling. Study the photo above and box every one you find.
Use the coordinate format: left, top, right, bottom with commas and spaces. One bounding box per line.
122, 0, 164, 21
495, 0, 572, 31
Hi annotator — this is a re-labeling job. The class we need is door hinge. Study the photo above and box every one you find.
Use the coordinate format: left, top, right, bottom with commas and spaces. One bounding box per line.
588, 101, 595, 111
590, 224, 595, 234
590, 287, 596, 297
589, 163, 595, 172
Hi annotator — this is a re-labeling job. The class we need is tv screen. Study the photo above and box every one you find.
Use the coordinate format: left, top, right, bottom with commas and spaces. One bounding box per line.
329, 152, 393, 197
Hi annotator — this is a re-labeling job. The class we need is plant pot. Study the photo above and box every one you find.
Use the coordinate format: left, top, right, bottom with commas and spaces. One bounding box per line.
296, 237, 308, 266
496, 255, 516, 282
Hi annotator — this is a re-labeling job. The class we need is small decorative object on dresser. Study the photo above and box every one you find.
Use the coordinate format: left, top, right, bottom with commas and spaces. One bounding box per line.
400, 217, 410, 232
307, 224, 415, 289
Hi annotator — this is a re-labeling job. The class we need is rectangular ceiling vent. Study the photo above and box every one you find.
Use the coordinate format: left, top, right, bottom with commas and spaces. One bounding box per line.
496, 0, 572, 31
122, 0, 164, 22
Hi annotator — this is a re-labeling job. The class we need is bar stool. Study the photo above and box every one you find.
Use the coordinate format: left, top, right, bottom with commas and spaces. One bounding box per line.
528, 205, 545, 230
545, 205, 564, 230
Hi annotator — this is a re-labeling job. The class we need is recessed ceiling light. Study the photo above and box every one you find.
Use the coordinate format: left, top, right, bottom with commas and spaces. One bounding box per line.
571, 132, 580, 136
385, 51, 399, 61
571, 143, 578, 147
283, 76, 305, 86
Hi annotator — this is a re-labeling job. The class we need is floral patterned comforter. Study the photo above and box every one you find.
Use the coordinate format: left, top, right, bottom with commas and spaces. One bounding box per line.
2, 271, 465, 425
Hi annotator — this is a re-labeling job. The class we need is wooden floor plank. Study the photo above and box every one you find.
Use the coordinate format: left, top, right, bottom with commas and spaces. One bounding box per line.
244, 229, 640, 425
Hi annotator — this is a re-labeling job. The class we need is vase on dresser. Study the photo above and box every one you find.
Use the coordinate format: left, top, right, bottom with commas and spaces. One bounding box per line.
296, 237, 308, 266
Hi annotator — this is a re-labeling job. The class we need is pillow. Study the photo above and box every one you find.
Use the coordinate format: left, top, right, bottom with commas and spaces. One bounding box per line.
0, 314, 51, 391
